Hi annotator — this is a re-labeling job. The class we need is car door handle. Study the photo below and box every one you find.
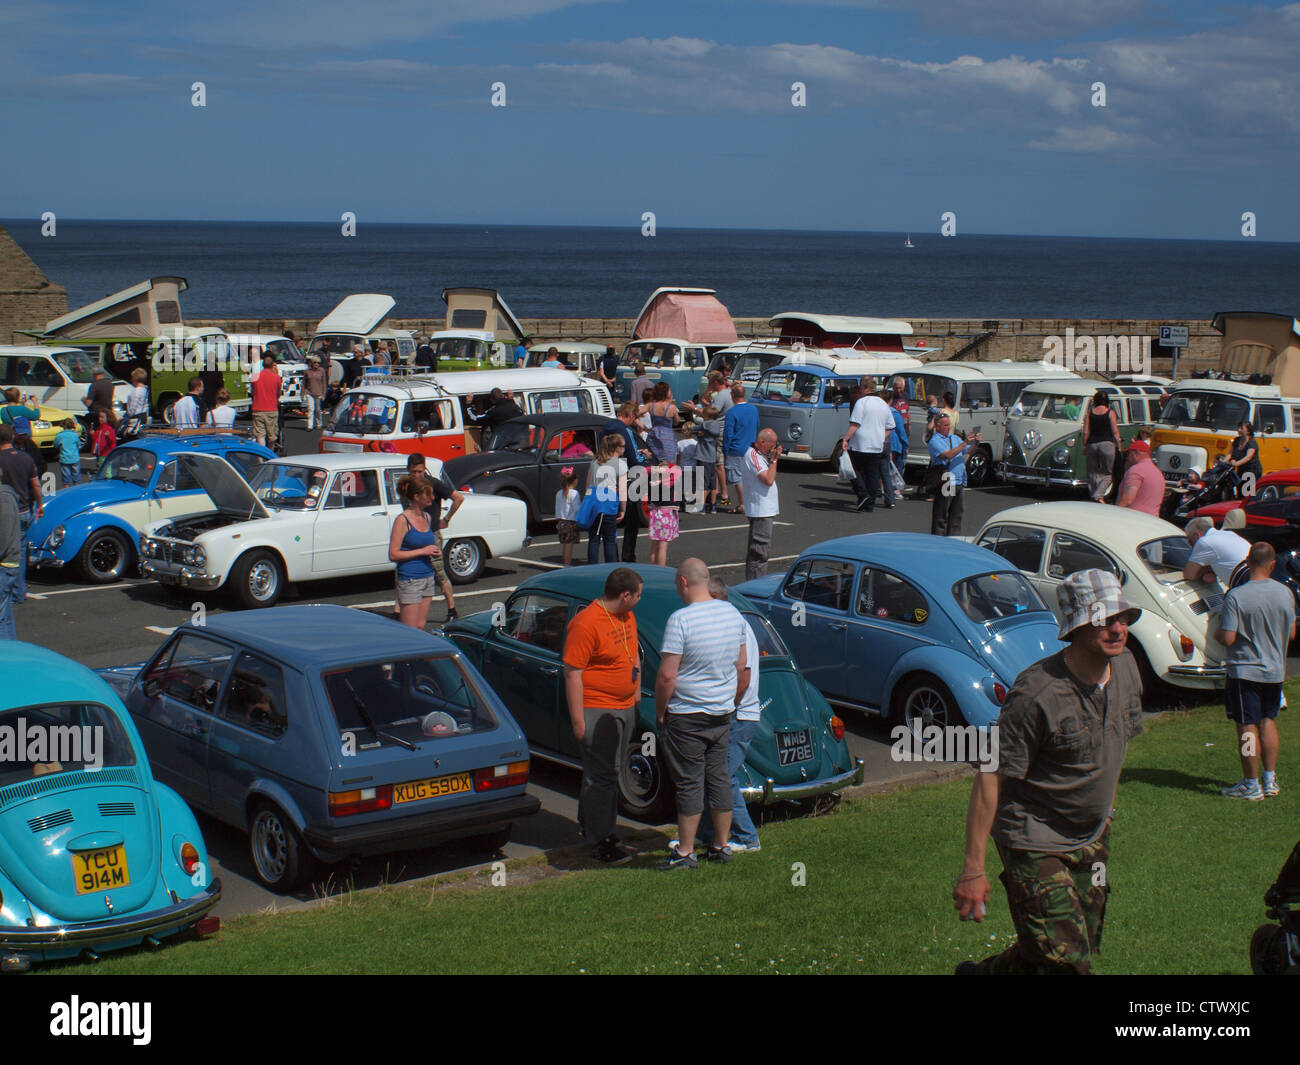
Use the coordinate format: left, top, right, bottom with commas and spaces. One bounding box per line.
539, 665, 559, 675
186, 720, 208, 737
371, 511, 387, 518
450, 444, 464, 451
828, 622, 847, 630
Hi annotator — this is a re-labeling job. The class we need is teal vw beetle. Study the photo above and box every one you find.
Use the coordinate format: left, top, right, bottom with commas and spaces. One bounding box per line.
0, 644, 219, 970
443, 564, 863, 820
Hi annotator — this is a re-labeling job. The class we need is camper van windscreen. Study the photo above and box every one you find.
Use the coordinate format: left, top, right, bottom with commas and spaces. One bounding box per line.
1157, 391, 1249, 432
52, 348, 101, 383
433, 337, 487, 361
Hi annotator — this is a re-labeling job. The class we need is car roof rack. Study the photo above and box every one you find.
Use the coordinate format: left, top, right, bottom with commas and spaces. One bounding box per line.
136, 425, 254, 439
349, 374, 451, 398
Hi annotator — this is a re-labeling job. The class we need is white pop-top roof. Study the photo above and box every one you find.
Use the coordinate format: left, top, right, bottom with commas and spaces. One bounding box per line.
432, 329, 495, 342
770, 312, 914, 337
315, 294, 396, 337
343, 367, 592, 400
44, 277, 188, 335
1167, 378, 1283, 399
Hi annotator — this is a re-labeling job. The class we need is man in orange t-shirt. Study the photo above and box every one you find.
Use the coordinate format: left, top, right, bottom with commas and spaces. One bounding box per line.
563, 567, 643, 864
250, 354, 282, 452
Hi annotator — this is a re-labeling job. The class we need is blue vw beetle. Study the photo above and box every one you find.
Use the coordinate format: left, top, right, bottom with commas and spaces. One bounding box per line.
27, 434, 274, 584
0, 643, 220, 971
101, 605, 541, 892
735, 534, 1064, 729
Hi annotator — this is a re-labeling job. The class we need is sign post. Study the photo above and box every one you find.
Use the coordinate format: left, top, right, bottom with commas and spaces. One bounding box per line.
1158, 325, 1189, 380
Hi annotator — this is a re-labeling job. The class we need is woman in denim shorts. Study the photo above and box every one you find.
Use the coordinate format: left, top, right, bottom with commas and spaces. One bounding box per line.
388, 475, 442, 630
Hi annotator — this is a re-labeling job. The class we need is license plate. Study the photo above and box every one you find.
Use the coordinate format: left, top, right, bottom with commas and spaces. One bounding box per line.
776, 729, 814, 766
393, 771, 473, 804
73, 845, 130, 894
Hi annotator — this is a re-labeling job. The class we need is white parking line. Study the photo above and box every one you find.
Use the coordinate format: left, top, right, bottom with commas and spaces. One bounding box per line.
498, 556, 563, 571
521, 521, 794, 549
346, 586, 517, 611
710, 555, 800, 572
29, 581, 151, 598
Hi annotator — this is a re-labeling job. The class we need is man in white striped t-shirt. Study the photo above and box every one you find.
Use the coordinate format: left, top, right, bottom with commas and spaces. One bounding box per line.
655, 557, 749, 870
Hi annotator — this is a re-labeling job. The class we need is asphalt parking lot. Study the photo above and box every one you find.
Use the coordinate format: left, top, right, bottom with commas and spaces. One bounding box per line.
16, 420, 1270, 917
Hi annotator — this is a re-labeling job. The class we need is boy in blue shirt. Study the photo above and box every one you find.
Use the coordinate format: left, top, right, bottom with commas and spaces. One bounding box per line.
54, 419, 82, 488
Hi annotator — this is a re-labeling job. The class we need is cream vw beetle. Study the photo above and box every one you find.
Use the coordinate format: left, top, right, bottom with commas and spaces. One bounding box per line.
139, 452, 528, 607
973, 501, 1227, 693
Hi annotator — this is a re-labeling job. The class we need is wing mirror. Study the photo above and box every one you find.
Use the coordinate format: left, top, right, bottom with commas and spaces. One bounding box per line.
415, 420, 430, 438
142, 677, 162, 699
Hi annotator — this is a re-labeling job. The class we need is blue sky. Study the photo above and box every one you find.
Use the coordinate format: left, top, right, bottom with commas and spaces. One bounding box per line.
3, 0, 1299, 239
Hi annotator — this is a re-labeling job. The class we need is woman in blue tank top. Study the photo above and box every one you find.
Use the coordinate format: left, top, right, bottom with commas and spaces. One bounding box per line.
388, 474, 442, 630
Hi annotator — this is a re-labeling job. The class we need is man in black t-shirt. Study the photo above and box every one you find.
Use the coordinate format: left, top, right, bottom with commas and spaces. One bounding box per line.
0, 424, 43, 604
406, 454, 466, 622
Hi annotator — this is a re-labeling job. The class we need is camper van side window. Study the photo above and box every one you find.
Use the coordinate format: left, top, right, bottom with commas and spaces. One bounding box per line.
1254, 403, 1285, 434
964, 383, 993, 410
18, 357, 62, 388
997, 382, 1027, 406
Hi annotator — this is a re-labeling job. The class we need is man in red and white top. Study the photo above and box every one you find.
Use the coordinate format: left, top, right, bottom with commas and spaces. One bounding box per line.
1115, 438, 1166, 517
741, 428, 781, 580
250, 354, 282, 452
890, 375, 911, 422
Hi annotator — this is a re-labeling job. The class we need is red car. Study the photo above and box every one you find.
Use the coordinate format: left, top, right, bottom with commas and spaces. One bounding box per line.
1195, 467, 1300, 528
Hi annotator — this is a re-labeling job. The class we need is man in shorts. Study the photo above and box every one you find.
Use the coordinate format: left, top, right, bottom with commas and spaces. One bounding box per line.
655, 557, 748, 869
721, 384, 757, 513
1215, 541, 1294, 800
405, 454, 466, 622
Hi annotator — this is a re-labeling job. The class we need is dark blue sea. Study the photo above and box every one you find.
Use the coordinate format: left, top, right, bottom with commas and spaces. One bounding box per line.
5, 220, 1298, 321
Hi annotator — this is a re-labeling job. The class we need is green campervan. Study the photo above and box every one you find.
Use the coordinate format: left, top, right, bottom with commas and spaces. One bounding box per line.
38, 276, 251, 420
1000, 376, 1168, 491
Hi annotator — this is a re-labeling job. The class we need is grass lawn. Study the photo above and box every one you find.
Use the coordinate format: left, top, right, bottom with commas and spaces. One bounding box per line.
66, 697, 1296, 975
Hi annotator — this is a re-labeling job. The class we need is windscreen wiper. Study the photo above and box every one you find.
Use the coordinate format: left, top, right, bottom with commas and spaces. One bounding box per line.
343, 678, 417, 750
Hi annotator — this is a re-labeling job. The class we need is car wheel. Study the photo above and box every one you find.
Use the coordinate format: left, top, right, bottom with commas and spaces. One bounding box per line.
76, 421, 90, 452
248, 802, 315, 892
76, 528, 134, 583
496, 488, 536, 529
230, 549, 283, 608
893, 674, 964, 731
966, 446, 992, 489
157, 393, 180, 425
828, 438, 844, 468
443, 537, 485, 584
618, 733, 673, 822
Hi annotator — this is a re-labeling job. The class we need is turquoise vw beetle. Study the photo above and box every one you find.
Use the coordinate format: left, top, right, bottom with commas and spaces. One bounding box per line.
0, 643, 219, 970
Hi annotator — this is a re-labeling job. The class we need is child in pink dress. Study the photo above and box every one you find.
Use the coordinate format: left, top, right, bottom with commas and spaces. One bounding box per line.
647, 462, 681, 567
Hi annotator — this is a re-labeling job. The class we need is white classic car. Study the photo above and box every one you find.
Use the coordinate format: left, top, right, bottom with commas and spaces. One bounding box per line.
972, 501, 1226, 693
138, 452, 528, 607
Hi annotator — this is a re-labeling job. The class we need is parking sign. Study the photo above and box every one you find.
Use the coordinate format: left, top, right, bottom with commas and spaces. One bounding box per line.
1158, 325, 1189, 347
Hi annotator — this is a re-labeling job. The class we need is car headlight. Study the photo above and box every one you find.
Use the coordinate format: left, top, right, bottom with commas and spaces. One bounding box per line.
34, 420, 51, 430
50, 525, 65, 548
1003, 440, 1014, 459
193, 546, 206, 567
788, 423, 804, 440
1052, 447, 1069, 466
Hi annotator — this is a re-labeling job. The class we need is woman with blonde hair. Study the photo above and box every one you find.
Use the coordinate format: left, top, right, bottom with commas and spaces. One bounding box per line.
585, 432, 627, 564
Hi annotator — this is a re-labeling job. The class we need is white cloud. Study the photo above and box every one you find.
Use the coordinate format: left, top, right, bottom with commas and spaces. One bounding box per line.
1028, 124, 1151, 152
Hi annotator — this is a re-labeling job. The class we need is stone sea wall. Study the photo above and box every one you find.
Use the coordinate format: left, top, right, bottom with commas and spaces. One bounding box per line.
189, 315, 1224, 376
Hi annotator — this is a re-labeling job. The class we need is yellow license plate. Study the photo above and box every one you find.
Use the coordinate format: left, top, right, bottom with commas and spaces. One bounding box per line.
73, 845, 130, 895
393, 772, 473, 805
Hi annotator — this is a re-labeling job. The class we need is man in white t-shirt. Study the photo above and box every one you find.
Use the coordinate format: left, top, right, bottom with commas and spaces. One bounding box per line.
656, 558, 748, 870
1183, 516, 1250, 586
741, 428, 780, 581
695, 576, 762, 853
171, 376, 205, 429
841, 377, 894, 513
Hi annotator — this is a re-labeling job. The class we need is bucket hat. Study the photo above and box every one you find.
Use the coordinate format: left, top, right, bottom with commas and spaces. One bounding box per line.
1057, 568, 1141, 639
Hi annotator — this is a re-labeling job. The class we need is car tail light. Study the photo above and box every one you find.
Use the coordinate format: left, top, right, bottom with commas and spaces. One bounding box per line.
329, 785, 394, 816
195, 916, 220, 937
1179, 634, 1194, 656
179, 842, 201, 876
828, 716, 845, 742
474, 760, 530, 791
993, 683, 1007, 704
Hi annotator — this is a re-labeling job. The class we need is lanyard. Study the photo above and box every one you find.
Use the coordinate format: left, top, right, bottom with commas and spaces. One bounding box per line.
599, 600, 638, 673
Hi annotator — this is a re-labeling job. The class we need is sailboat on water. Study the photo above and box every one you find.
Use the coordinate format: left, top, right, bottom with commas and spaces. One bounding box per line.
904, 233, 915, 248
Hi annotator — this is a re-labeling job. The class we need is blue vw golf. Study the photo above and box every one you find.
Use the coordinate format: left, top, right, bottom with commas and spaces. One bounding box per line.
736, 534, 1064, 729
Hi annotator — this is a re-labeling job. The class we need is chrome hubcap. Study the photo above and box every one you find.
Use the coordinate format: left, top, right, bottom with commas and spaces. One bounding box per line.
446, 540, 480, 577
622, 750, 657, 802
248, 561, 278, 600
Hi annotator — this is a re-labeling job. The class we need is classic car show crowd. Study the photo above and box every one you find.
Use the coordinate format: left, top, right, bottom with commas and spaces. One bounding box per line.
0, 324, 1295, 977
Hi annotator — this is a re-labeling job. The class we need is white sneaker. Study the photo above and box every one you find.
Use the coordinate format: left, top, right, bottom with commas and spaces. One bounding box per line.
1263, 776, 1281, 797
726, 840, 761, 853
1221, 779, 1265, 801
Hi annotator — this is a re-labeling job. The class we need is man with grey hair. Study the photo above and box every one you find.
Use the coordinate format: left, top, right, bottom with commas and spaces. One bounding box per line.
656, 558, 748, 870
1183, 516, 1250, 586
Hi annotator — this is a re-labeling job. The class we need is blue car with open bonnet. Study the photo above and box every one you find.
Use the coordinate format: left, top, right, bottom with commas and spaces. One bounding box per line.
100, 605, 541, 892
26, 433, 274, 584
735, 534, 1064, 729
0, 643, 220, 971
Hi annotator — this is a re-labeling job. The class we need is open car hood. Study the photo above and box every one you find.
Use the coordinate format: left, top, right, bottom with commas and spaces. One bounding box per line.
176, 452, 269, 520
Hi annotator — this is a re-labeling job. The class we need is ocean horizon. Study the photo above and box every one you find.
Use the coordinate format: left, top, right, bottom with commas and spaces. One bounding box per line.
6, 219, 1298, 323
